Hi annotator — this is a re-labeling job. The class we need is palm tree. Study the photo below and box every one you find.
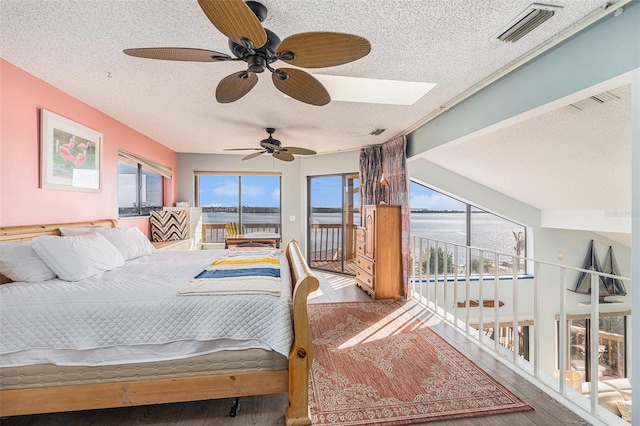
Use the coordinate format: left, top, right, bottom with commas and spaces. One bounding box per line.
513, 231, 525, 256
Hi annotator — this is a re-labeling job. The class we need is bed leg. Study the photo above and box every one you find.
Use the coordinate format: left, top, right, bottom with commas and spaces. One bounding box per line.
229, 397, 239, 417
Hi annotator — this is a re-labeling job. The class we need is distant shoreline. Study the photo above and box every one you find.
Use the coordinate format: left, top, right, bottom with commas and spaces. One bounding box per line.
202, 206, 472, 214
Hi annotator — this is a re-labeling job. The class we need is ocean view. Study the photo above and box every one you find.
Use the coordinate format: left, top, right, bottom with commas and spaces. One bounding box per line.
202, 210, 524, 257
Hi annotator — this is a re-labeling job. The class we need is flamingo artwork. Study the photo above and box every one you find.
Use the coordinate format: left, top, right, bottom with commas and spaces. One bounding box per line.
56, 139, 76, 165
74, 149, 87, 168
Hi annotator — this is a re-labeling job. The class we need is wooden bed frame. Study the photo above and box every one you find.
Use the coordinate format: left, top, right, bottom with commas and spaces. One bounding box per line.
0, 220, 319, 426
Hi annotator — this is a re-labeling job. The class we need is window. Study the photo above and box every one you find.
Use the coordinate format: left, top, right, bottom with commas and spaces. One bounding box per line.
117, 151, 166, 217
196, 173, 281, 243
566, 314, 627, 382
410, 180, 526, 274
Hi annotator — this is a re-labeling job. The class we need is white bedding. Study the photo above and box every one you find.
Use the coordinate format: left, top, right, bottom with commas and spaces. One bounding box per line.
0, 250, 293, 367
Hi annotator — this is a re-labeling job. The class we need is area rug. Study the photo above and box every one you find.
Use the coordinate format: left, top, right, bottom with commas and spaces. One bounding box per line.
308, 301, 533, 425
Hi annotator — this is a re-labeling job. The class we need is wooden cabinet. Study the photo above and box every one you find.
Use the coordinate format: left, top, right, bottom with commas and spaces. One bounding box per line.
151, 239, 191, 251
355, 205, 402, 299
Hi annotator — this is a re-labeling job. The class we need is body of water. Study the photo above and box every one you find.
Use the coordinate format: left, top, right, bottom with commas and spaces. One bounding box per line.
203, 211, 524, 257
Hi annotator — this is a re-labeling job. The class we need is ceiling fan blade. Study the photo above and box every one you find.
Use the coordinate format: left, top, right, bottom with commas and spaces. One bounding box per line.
282, 146, 316, 155
216, 71, 258, 103
277, 32, 371, 68
242, 151, 266, 160
123, 47, 232, 62
272, 68, 330, 106
198, 0, 267, 49
273, 151, 294, 162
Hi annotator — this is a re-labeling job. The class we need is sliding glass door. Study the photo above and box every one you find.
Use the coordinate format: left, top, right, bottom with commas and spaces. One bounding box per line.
308, 173, 359, 275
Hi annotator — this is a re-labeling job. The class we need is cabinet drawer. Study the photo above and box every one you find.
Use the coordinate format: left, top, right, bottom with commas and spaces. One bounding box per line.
355, 228, 365, 255
355, 278, 374, 296
355, 268, 375, 289
356, 255, 374, 275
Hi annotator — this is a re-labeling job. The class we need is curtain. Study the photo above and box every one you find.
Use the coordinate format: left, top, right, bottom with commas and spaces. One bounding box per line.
382, 136, 410, 298
358, 144, 383, 210
118, 149, 173, 179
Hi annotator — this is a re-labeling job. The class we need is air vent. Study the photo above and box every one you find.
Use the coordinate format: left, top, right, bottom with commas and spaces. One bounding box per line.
496, 3, 563, 43
369, 128, 386, 136
565, 91, 621, 113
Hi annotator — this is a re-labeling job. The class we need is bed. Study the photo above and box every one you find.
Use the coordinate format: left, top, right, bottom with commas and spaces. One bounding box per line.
0, 219, 319, 426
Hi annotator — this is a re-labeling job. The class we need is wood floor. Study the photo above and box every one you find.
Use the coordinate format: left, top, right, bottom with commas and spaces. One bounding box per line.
1, 272, 589, 426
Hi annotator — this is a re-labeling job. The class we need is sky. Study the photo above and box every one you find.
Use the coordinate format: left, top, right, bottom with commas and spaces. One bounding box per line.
199, 174, 281, 207
310, 175, 345, 208
409, 181, 466, 211
197, 174, 464, 210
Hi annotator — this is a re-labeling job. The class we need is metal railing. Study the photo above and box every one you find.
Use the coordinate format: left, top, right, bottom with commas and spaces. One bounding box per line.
308, 223, 358, 262
409, 235, 632, 425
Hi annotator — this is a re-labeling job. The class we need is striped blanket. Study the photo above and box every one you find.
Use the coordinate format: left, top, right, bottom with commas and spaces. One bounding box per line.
178, 250, 282, 296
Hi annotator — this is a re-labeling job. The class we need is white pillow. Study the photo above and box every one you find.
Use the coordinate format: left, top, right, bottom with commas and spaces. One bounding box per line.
59, 226, 100, 236
0, 241, 57, 282
31, 233, 125, 281
95, 227, 156, 261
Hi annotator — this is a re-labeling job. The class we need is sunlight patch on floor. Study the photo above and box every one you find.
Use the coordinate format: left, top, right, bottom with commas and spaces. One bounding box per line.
326, 274, 355, 290
338, 306, 427, 349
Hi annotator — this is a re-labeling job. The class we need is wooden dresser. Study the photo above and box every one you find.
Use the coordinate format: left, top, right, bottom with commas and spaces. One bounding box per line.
355, 204, 402, 299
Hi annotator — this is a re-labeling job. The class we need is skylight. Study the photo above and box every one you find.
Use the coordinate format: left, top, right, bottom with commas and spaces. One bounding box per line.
307, 75, 437, 106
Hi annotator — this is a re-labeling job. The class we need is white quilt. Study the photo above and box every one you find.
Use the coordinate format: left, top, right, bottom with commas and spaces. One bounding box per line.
0, 250, 293, 367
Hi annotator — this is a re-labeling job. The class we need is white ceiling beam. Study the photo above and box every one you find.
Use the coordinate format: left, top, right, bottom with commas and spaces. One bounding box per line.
407, 1, 640, 158
540, 209, 631, 233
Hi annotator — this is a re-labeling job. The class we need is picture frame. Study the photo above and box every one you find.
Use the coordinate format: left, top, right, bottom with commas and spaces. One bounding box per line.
40, 109, 103, 193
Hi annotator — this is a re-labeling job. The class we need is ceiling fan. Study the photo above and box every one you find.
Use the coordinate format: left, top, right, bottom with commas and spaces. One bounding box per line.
224, 128, 316, 161
123, 0, 371, 106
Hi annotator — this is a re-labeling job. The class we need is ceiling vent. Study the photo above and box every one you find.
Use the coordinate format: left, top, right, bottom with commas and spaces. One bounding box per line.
496, 3, 563, 43
565, 91, 621, 113
369, 128, 386, 136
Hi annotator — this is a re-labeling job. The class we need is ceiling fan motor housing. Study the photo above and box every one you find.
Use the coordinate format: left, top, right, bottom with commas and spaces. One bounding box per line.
228, 28, 280, 74
245, 1, 267, 22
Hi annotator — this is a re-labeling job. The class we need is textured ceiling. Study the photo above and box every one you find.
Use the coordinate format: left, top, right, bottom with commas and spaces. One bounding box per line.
1, 0, 609, 155
1, 0, 632, 244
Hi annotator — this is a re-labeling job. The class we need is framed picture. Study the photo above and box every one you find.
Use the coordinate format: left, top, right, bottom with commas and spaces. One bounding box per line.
40, 109, 103, 193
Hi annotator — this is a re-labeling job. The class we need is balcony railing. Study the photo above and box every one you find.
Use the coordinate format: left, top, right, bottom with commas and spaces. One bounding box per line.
202, 222, 357, 265
202, 223, 280, 243
570, 325, 626, 379
409, 235, 632, 425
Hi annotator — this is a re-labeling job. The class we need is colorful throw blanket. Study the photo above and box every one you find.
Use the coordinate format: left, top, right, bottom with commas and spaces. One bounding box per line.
178, 251, 282, 296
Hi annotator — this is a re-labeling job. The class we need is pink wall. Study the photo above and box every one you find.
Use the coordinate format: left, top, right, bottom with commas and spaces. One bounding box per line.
0, 60, 177, 234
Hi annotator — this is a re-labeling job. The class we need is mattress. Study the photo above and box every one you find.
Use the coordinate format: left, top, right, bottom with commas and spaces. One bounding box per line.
0, 250, 293, 368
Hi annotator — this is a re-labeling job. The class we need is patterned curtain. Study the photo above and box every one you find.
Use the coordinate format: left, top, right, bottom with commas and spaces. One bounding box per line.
358, 144, 383, 216
382, 136, 410, 298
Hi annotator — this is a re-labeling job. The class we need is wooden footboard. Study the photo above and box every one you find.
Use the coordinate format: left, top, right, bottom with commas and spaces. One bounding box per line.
285, 239, 320, 426
0, 222, 319, 426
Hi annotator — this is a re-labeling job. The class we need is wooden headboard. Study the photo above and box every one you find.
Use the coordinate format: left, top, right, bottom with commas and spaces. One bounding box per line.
0, 219, 118, 243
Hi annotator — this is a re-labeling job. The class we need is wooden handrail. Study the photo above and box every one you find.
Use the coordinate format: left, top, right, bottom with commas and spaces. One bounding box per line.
202, 223, 281, 243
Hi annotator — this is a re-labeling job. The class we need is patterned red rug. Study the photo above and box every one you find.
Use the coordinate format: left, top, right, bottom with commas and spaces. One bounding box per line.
308, 301, 533, 425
